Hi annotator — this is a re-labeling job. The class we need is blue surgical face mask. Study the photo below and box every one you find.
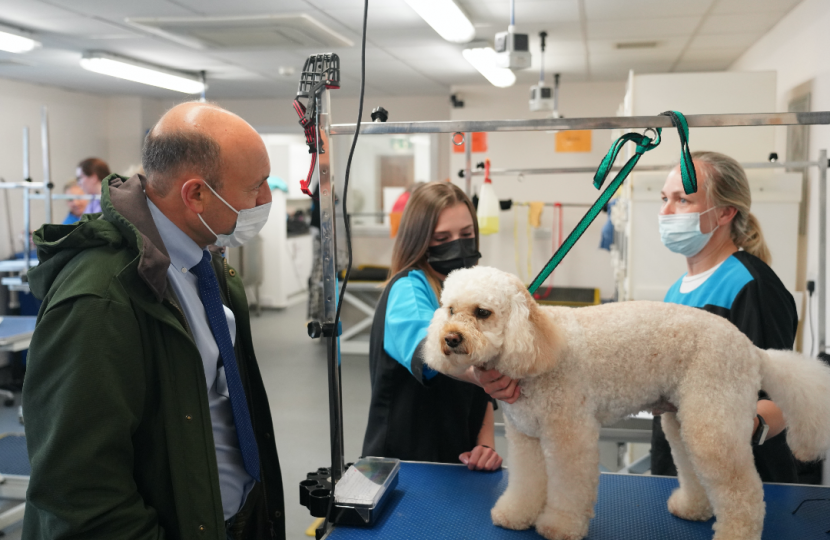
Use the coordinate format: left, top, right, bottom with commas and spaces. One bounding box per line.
658, 207, 718, 258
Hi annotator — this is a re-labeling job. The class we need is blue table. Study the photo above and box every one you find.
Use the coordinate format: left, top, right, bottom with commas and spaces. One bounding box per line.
0, 316, 37, 352
326, 462, 830, 540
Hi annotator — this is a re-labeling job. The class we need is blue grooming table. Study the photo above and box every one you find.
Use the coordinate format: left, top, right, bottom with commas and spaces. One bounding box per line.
0, 316, 37, 352
325, 462, 830, 540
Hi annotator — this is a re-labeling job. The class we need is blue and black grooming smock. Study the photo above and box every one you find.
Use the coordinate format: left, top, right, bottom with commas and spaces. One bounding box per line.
362, 268, 490, 463
651, 251, 800, 483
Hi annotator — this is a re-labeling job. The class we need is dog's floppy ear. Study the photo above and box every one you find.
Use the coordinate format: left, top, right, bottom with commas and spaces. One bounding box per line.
499, 278, 564, 378
423, 304, 454, 374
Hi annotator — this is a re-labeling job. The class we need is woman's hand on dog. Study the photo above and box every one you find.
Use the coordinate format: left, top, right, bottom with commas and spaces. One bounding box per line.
459, 445, 503, 471
472, 367, 522, 404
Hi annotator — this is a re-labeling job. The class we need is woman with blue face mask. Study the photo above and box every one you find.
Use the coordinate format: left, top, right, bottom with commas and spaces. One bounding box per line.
362, 182, 520, 470
650, 151, 810, 485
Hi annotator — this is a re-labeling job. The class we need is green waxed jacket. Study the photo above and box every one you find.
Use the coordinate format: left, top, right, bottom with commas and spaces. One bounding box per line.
22, 174, 285, 540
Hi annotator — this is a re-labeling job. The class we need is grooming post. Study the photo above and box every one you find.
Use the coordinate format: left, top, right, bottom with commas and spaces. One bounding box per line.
41, 106, 52, 224
464, 132, 472, 196
22, 127, 31, 276
316, 86, 346, 484
819, 149, 827, 357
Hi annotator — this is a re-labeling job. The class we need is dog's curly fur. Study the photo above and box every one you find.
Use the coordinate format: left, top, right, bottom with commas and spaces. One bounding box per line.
424, 266, 830, 540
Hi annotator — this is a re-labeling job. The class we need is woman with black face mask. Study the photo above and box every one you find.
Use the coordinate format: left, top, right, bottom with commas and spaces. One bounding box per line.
362, 182, 520, 469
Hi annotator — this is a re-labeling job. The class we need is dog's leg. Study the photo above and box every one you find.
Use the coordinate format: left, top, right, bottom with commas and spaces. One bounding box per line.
661, 412, 713, 521
534, 415, 600, 540
679, 401, 764, 540
491, 417, 547, 530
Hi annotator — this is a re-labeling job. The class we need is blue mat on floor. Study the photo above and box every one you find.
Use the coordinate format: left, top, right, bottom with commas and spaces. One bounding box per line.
0, 434, 30, 476
326, 462, 830, 540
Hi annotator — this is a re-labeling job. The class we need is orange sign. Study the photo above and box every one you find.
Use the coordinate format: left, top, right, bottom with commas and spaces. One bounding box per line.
452, 132, 488, 153
555, 130, 592, 153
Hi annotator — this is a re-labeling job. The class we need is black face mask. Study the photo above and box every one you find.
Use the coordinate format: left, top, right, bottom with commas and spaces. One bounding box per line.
427, 238, 481, 276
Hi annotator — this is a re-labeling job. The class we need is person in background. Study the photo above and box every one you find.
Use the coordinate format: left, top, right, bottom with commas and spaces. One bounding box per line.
76, 157, 110, 215
363, 181, 520, 470
61, 180, 88, 225
23, 102, 285, 539
651, 150, 808, 484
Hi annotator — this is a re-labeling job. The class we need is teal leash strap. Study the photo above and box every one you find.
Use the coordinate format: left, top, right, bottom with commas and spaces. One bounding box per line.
528, 129, 662, 295
660, 110, 697, 194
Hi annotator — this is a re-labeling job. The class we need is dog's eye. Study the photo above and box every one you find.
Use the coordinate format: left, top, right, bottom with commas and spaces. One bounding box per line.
449, 307, 454, 315
475, 308, 492, 319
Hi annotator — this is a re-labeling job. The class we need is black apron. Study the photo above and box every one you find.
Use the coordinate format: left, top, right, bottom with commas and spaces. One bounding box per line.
361, 269, 490, 463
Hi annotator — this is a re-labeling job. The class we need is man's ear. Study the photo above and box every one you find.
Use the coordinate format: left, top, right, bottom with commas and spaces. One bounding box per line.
499, 286, 564, 378
181, 178, 207, 214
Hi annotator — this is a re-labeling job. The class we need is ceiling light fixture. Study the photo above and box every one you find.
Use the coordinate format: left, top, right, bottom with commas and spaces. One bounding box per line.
79, 51, 205, 94
0, 25, 40, 53
462, 46, 516, 88
403, 0, 475, 43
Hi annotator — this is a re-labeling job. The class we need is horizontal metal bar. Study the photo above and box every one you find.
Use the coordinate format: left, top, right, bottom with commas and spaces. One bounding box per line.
331, 111, 830, 136
466, 161, 825, 177
0, 182, 47, 189
29, 194, 96, 200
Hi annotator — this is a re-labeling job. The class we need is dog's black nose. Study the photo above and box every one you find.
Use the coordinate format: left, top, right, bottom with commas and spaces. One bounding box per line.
444, 333, 463, 348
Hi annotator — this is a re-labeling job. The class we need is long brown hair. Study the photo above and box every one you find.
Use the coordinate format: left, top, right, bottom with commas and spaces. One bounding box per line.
692, 151, 771, 264
388, 182, 479, 297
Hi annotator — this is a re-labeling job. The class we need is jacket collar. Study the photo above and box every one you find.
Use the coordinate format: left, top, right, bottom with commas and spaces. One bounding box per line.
104, 174, 171, 302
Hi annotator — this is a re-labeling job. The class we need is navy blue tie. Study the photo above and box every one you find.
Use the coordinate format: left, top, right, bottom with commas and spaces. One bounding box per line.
190, 250, 260, 482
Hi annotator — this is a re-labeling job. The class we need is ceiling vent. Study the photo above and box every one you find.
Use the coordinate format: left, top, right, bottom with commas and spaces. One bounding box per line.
615, 41, 658, 50
126, 14, 353, 49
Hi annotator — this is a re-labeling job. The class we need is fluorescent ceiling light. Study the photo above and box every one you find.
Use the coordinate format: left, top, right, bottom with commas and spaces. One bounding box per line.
404, 0, 475, 43
463, 47, 516, 88
0, 26, 40, 53
79, 51, 205, 94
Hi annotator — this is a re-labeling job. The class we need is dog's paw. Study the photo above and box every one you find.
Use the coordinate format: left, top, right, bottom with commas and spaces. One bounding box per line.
534, 510, 589, 540
667, 488, 713, 521
491, 494, 541, 531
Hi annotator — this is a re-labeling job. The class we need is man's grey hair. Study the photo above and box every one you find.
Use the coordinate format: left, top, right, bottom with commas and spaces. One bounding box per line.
142, 129, 222, 197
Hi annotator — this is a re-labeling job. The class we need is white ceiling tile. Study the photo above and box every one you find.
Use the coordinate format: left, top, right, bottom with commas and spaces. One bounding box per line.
169, 0, 311, 16
679, 47, 748, 63
688, 33, 761, 50
697, 12, 782, 35
585, 0, 715, 20
462, 0, 580, 25
39, 0, 198, 18
587, 17, 701, 40
713, 0, 802, 16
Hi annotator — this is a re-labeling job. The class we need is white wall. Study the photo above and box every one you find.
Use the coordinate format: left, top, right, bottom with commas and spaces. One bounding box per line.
0, 78, 163, 260
449, 80, 627, 298
731, 0, 830, 353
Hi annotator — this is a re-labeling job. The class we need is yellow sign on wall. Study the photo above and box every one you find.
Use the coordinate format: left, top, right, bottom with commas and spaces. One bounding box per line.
555, 130, 592, 153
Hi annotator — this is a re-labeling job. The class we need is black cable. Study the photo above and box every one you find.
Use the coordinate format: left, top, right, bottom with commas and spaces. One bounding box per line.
334, 0, 367, 331
810, 292, 816, 358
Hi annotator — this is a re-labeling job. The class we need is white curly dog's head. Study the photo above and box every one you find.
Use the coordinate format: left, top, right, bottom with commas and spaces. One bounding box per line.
424, 266, 565, 379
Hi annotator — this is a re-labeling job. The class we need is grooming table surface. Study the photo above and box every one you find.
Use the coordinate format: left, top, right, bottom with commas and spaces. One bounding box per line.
0, 316, 36, 351
325, 462, 830, 540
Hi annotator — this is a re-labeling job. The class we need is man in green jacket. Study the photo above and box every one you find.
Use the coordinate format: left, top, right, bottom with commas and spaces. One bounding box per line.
23, 102, 285, 539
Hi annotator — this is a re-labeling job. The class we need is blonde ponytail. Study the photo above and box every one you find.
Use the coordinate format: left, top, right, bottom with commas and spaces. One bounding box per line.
740, 212, 771, 265
691, 151, 772, 265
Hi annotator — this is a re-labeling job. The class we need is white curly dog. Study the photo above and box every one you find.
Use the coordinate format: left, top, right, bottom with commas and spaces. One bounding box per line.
424, 266, 830, 540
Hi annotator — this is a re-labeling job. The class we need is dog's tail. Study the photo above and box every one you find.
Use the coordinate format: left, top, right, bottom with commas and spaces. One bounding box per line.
759, 349, 830, 461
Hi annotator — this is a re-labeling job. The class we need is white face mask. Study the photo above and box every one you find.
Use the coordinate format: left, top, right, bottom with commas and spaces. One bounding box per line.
198, 181, 271, 248
658, 207, 718, 258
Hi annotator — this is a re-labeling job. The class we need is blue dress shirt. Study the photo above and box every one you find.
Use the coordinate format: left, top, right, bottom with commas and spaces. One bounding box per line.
83, 197, 101, 215
147, 199, 253, 519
